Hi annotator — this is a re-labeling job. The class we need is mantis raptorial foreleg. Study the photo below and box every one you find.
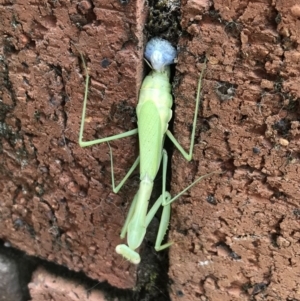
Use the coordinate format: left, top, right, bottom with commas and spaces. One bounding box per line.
78, 37, 219, 264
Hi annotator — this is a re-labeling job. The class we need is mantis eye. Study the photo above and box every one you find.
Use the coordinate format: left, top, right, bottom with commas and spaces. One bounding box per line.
145, 37, 177, 71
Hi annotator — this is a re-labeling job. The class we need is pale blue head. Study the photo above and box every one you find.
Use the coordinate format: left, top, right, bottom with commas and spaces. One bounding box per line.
145, 38, 177, 72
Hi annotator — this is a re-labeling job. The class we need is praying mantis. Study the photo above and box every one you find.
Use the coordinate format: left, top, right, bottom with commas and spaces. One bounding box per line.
78, 38, 218, 264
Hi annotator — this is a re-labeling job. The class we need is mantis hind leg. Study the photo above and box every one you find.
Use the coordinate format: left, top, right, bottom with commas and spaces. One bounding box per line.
119, 191, 139, 239
145, 151, 220, 251
145, 149, 173, 251
148, 151, 215, 251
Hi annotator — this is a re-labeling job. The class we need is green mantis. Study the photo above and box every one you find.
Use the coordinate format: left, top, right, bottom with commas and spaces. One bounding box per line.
78, 38, 217, 264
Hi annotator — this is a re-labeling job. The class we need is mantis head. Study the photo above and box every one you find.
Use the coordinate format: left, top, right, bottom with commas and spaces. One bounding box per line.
145, 37, 177, 72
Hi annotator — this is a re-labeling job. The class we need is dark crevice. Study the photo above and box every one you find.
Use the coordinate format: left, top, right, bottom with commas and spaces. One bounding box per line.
146, 0, 181, 44
135, 66, 176, 300
0, 54, 25, 158
132, 1, 183, 300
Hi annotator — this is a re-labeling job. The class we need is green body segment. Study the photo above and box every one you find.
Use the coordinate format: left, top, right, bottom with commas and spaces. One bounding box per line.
125, 68, 173, 251
137, 69, 173, 180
